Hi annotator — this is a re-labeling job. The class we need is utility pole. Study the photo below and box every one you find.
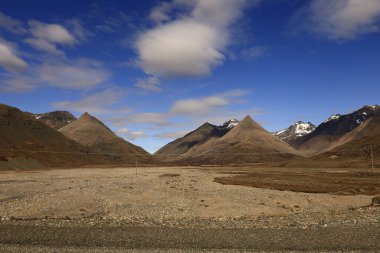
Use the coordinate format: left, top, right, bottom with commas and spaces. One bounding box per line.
363, 144, 375, 175
134, 155, 138, 183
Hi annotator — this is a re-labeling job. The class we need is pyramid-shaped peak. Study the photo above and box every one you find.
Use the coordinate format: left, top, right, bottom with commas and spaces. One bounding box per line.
238, 115, 262, 127
241, 115, 254, 122
80, 112, 92, 119
65, 112, 113, 134
227, 115, 264, 134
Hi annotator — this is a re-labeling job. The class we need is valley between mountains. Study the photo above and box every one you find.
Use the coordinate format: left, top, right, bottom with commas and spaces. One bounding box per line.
0, 103, 379, 251
2, 103, 378, 169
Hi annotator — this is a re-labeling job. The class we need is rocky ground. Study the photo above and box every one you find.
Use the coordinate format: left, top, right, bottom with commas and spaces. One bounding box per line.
0, 166, 379, 252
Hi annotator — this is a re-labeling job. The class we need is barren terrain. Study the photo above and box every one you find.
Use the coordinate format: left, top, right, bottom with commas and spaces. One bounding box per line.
0, 166, 379, 251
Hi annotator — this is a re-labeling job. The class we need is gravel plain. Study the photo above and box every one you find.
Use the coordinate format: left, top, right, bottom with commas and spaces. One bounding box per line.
0, 166, 379, 252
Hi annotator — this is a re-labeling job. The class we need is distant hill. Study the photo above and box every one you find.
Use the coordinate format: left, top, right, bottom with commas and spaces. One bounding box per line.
293, 105, 380, 155
59, 112, 157, 165
274, 121, 316, 145
27, 111, 76, 130
0, 104, 92, 170
174, 115, 300, 165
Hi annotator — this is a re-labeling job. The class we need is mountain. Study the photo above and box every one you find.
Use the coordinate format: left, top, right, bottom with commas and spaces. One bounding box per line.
155, 119, 240, 160
27, 111, 77, 130
318, 109, 380, 163
0, 104, 94, 170
274, 121, 316, 145
174, 115, 300, 165
59, 112, 156, 164
293, 105, 380, 155
155, 123, 229, 160
220, 118, 240, 130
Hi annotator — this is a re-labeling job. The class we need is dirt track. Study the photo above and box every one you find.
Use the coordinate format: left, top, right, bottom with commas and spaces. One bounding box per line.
0, 223, 379, 252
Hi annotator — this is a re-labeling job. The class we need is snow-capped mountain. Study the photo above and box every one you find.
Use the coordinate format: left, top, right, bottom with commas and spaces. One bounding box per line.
322, 105, 379, 128
292, 105, 380, 153
274, 121, 316, 145
220, 118, 240, 130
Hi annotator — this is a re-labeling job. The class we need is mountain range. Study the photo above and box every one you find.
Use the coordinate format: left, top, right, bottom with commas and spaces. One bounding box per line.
0, 103, 378, 169
169, 115, 300, 165
292, 105, 379, 155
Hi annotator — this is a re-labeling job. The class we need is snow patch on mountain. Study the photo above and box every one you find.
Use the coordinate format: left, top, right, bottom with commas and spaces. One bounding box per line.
274, 121, 316, 144
324, 114, 341, 123
221, 118, 240, 129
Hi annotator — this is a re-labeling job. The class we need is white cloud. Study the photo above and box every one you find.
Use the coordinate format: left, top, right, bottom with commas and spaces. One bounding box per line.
25, 20, 77, 55
137, 0, 253, 77
52, 87, 130, 115
135, 76, 162, 92
296, 0, 380, 40
154, 130, 190, 139
1, 76, 35, 93
1, 58, 109, 92
0, 12, 27, 34
149, 0, 193, 23
110, 113, 171, 127
115, 128, 146, 141
170, 89, 250, 116
170, 96, 229, 115
37, 60, 109, 90
0, 41, 28, 73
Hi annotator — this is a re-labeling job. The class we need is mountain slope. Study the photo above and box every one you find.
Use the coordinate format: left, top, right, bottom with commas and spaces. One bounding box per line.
155, 122, 230, 160
293, 105, 380, 155
0, 104, 93, 170
155, 119, 240, 160
274, 121, 316, 145
175, 115, 300, 165
59, 113, 156, 164
319, 110, 380, 161
27, 111, 77, 130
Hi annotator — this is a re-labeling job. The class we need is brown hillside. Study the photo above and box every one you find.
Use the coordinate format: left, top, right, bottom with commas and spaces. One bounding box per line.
155, 122, 228, 160
59, 113, 157, 164
176, 115, 301, 165
293, 105, 379, 156
0, 104, 94, 170
319, 111, 380, 163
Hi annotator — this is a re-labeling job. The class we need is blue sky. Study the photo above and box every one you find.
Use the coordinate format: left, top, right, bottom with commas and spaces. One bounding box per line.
0, 0, 379, 153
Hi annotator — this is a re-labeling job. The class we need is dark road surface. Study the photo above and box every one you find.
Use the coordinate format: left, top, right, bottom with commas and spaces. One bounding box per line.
0, 223, 379, 252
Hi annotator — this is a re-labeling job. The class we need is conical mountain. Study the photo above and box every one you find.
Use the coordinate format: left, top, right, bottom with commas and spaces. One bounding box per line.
0, 104, 93, 170
176, 115, 300, 165
59, 113, 156, 164
155, 122, 229, 160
